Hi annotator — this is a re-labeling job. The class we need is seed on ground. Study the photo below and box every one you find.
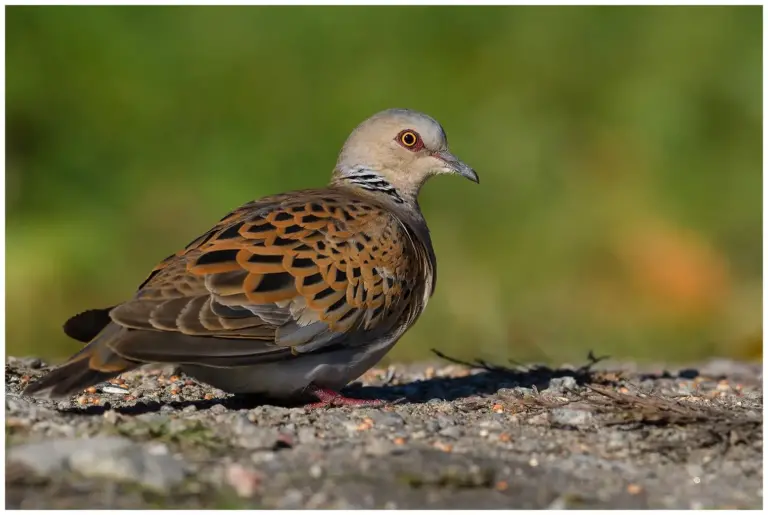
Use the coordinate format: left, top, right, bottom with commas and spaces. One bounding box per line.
627, 484, 643, 495
356, 417, 374, 431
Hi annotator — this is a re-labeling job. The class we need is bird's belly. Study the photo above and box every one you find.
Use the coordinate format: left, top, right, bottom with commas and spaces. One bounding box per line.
182, 336, 398, 399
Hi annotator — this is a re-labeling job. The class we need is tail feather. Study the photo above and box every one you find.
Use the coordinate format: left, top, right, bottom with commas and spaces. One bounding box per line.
63, 307, 114, 343
24, 317, 298, 398
23, 323, 138, 399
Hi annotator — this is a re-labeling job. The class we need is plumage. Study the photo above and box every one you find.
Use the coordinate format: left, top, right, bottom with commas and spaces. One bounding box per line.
24, 108, 478, 405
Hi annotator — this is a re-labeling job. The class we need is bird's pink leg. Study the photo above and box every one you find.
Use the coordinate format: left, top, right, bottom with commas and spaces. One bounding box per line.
304, 385, 386, 409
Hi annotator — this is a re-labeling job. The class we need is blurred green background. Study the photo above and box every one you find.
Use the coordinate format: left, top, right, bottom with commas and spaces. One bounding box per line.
7, 6, 762, 365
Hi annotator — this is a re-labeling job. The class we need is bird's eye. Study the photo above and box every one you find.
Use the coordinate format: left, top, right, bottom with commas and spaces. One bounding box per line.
397, 130, 422, 150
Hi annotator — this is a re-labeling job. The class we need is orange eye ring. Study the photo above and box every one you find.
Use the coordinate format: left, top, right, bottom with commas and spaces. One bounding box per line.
398, 130, 421, 149
401, 131, 417, 146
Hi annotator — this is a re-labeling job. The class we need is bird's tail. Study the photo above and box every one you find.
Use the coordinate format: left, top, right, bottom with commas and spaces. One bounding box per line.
23, 323, 139, 399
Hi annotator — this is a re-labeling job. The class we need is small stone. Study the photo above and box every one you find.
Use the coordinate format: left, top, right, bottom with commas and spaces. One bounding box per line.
439, 426, 463, 439
6, 417, 31, 429
250, 450, 277, 464
182, 405, 198, 413
371, 412, 404, 427
209, 404, 227, 414
297, 427, 316, 443
548, 376, 577, 391
276, 433, 294, 448
102, 386, 130, 395
8, 437, 184, 491
145, 443, 169, 456
433, 441, 453, 452
233, 415, 282, 449
277, 489, 304, 509
550, 406, 594, 427
309, 464, 323, 478
526, 413, 548, 425
167, 418, 190, 435
226, 463, 262, 498
365, 439, 392, 456
356, 418, 374, 431
343, 420, 360, 432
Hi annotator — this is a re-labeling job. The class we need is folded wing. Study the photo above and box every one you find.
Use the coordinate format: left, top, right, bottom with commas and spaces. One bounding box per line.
103, 189, 427, 365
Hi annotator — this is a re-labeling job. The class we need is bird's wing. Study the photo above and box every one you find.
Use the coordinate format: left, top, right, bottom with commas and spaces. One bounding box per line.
102, 188, 428, 365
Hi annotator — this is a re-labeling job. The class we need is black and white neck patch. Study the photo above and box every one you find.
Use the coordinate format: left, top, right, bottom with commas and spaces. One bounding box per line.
341, 167, 405, 204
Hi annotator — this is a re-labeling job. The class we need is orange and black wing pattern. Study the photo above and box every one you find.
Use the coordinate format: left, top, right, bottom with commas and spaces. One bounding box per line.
107, 188, 429, 358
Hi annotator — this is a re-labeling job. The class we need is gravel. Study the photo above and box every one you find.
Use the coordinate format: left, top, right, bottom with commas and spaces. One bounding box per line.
5, 354, 763, 509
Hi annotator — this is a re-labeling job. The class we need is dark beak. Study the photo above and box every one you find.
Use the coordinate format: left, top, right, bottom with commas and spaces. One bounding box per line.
434, 150, 479, 184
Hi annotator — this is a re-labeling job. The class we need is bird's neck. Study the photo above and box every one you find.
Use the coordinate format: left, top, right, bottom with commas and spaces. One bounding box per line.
331, 165, 419, 207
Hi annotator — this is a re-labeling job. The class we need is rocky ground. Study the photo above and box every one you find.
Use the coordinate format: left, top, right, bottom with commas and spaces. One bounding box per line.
5, 353, 763, 509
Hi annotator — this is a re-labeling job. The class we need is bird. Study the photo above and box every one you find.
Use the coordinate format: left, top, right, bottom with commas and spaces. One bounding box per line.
24, 108, 479, 407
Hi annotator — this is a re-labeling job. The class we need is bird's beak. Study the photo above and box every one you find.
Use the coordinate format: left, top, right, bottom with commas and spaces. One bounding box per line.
433, 150, 479, 184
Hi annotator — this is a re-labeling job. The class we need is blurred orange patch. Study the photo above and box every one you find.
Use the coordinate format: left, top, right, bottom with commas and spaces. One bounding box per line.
616, 221, 730, 318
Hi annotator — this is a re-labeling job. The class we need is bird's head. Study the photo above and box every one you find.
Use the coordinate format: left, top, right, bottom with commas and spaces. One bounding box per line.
332, 109, 478, 203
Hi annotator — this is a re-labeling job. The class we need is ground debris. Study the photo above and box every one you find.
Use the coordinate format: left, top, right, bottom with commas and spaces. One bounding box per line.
5, 354, 762, 509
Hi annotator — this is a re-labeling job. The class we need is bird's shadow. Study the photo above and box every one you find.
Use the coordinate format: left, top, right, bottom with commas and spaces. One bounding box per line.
60, 350, 616, 417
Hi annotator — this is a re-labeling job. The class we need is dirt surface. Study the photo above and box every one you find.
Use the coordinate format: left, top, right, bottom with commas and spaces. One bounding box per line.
5, 353, 763, 509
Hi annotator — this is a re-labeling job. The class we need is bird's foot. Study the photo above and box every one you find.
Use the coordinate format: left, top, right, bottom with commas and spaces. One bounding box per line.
304, 385, 388, 409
